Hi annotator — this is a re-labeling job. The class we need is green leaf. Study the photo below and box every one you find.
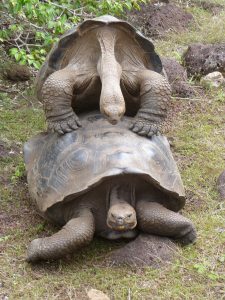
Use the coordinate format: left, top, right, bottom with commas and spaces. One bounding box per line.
9, 47, 19, 55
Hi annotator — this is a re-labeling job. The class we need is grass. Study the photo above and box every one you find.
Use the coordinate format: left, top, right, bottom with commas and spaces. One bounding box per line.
155, 6, 225, 60
0, 2, 225, 300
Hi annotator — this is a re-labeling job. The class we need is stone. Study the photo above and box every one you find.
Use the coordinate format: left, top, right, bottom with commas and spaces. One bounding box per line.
87, 289, 110, 300
162, 57, 195, 97
200, 72, 225, 88
183, 43, 225, 77
106, 234, 178, 268
3, 64, 31, 81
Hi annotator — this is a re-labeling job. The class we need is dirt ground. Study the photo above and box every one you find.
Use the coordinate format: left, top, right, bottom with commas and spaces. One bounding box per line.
126, 2, 194, 38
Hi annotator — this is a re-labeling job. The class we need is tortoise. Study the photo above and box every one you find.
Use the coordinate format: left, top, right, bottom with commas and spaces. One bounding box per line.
24, 112, 196, 262
36, 15, 171, 136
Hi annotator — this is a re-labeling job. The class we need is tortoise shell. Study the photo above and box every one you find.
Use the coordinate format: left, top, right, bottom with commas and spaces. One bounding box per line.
35, 15, 162, 100
24, 112, 185, 213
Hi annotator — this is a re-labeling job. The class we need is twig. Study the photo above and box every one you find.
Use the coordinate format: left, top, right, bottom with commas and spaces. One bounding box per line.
42, 0, 93, 18
172, 96, 201, 101
1, 11, 48, 32
127, 288, 131, 300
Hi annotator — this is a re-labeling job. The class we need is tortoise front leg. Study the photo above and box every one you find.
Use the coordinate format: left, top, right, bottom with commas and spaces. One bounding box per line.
26, 209, 95, 262
136, 201, 196, 245
130, 70, 171, 137
41, 68, 81, 134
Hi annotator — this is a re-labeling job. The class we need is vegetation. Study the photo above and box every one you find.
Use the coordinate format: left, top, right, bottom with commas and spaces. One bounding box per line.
0, 0, 145, 68
0, 0, 225, 299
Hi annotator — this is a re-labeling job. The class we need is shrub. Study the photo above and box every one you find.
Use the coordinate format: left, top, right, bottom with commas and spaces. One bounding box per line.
0, 0, 146, 69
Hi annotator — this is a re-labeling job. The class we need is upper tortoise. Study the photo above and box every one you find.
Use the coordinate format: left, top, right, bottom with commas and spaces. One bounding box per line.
36, 15, 171, 136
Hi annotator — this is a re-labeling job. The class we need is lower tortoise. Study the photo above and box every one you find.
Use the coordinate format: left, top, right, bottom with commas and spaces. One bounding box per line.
24, 112, 196, 262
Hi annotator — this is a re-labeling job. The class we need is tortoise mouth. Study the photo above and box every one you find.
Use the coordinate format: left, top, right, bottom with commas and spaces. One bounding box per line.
107, 220, 137, 231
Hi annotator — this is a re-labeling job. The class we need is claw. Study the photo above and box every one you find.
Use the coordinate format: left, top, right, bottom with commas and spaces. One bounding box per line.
75, 118, 82, 127
53, 124, 64, 135
47, 113, 81, 135
129, 123, 134, 130
147, 131, 154, 137
138, 130, 147, 136
60, 122, 73, 133
68, 117, 79, 130
133, 122, 144, 133
69, 123, 78, 130
48, 123, 54, 132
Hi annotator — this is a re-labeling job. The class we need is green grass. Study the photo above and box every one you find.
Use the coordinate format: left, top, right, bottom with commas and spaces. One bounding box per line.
1, 3, 225, 300
155, 6, 225, 60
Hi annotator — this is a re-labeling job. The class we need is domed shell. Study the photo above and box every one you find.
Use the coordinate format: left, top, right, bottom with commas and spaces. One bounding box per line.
36, 15, 163, 99
24, 113, 185, 214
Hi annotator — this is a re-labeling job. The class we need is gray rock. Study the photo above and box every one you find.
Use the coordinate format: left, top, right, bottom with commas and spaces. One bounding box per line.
87, 289, 110, 300
200, 72, 225, 88
162, 57, 195, 97
106, 234, 178, 268
183, 43, 225, 77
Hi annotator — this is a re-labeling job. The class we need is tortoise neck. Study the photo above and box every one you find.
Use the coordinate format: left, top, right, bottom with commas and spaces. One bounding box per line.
109, 184, 132, 207
96, 27, 125, 124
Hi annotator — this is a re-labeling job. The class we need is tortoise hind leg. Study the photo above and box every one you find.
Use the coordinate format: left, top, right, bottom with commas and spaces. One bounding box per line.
136, 201, 196, 245
27, 209, 95, 262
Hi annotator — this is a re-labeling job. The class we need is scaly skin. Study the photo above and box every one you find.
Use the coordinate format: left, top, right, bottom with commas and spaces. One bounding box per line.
129, 70, 171, 137
27, 209, 95, 262
26, 183, 196, 262
41, 69, 81, 134
136, 201, 196, 245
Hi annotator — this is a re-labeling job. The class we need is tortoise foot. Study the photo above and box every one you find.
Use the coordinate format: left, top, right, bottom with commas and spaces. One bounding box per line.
176, 227, 197, 246
26, 238, 42, 263
48, 114, 81, 135
129, 119, 160, 137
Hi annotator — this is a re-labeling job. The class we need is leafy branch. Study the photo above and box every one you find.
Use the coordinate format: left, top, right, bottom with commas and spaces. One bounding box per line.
0, 0, 146, 69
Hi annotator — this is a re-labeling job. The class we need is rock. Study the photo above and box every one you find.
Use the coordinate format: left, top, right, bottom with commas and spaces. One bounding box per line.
87, 289, 110, 300
2, 64, 31, 81
200, 72, 225, 88
126, 3, 193, 38
217, 170, 225, 200
183, 43, 225, 77
106, 234, 177, 267
162, 57, 195, 97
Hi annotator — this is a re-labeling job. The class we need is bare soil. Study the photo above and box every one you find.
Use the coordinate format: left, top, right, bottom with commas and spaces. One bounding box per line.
126, 3, 193, 38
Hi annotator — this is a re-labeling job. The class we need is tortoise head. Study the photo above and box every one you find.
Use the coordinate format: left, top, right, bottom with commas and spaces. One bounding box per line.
107, 203, 137, 231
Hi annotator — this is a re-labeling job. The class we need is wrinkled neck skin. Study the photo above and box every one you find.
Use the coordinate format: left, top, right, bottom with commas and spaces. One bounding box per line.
97, 27, 125, 124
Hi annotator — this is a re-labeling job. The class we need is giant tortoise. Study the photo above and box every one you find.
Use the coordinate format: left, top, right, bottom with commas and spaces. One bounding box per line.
24, 112, 196, 262
36, 15, 171, 136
